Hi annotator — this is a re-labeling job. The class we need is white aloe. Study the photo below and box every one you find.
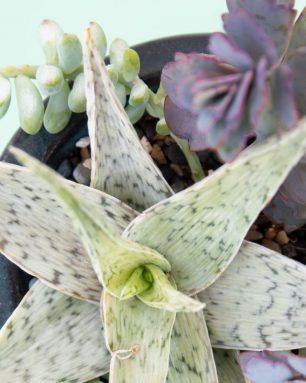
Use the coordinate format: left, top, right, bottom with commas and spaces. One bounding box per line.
1, 24, 306, 383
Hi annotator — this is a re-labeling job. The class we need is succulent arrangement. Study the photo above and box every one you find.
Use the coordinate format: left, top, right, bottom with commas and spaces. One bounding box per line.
2, 0, 306, 382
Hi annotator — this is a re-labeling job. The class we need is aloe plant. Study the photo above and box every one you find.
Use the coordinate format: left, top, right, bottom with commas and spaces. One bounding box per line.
1, 21, 306, 383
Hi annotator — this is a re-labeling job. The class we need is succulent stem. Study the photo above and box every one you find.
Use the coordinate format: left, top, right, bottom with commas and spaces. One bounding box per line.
171, 134, 205, 182
0, 65, 38, 79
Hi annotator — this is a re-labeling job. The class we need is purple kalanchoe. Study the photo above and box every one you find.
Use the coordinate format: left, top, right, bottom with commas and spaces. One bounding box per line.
162, 0, 306, 161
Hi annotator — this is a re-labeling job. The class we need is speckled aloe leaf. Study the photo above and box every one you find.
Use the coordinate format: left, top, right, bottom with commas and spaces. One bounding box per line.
213, 349, 245, 383
138, 264, 205, 313
0, 281, 110, 382
166, 311, 218, 383
0, 161, 137, 303
200, 240, 306, 350
226, 0, 296, 58
125, 121, 306, 296
83, 27, 172, 211
103, 291, 175, 383
11, 148, 170, 298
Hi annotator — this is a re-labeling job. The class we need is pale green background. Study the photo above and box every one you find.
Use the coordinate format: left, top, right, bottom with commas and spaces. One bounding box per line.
0, 0, 305, 152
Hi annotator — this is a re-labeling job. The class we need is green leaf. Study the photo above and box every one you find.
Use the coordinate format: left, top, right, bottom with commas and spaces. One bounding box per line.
0, 281, 110, 381
114, 82, 127, 106
38, 19, 63, 65
125, 103, 146, 124
146, 88, 164, 119
83, 27, 172, 210
11, 149, 171, 298
200, 240, 306, 350
213, 350, 245, 383
15, 75, 44, 134
88, 21, 107, 58
120, 266, 151, 300
103, 291, 175, 383
138, 264, 205, 312
36, 64, 64, 96
68, 72, 86, 113
0, 162, 137, 302
125, 120, 306, 295
57, 33, 82, 75
129, 79, 149, 107
156, 118, 170, 136
0, 76, 11, 119
44, 81, 72, 133
167, 311, 218, 382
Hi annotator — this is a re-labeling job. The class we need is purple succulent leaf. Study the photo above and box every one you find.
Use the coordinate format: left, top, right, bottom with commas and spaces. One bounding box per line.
208, 32, 254, 71
223, 9, 278, 64
287, 47, 306, 116
287, 7, 306, 57
161, 53, 235, 110
265, 155, 306, 226
249, 57, 269, 126
240, 351, 297, 383
226, 0, 296, 58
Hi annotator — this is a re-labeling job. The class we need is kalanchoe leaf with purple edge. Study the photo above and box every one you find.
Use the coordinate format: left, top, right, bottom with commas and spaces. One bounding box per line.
162, 0, 301, 161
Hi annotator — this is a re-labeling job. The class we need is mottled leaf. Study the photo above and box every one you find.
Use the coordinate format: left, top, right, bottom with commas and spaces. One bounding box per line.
214, 349, 245, 383
0, 162, 137, 303
11, 148, 170, 298
103, 291, 175, 383
200, 240, 306, 350
167, 311, 218, 383
138, 264, 205, 312
83, 27, 172, 210
125, 121, 306, 295
0, 281, 110, 382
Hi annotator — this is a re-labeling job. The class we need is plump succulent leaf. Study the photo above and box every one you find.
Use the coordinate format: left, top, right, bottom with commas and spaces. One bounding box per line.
0, 281, 110, 382
68, 72, 86, 113
88, 21, 107, 59
138, 264, 205, 313
103, 291, 175, 383
0, 162, 137, 303
15, 75, 44, 135
83, 27, 173, 210
0, 76, 11, 119
200, 240, 306, 350
38, 19, 63, 65
265, 155, 306, 226
44, 81, 72, 134
57, 33, 82, 75
36, 64, 64, 96
125, 120, 306, 295
166, 311, 218, 382
11, 148, 170, 298
240, 351, 306, 383
214, 349, 245, 383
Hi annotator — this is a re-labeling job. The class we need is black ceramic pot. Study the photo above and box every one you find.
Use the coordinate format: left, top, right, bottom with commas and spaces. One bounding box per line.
0, 33, 209, 326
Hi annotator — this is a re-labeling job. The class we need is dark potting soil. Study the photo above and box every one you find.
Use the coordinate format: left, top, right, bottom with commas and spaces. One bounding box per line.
57, 113, 306, 267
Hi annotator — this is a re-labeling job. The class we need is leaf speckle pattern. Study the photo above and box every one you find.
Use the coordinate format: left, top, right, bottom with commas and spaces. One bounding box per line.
0, 281, 110, 382
213, 349, 245, 383
83, 29, 172, 211
200, 241, 306, 350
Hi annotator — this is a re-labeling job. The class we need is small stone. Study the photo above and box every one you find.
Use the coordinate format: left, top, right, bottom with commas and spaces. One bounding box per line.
275, 230, 289, 246
83, 158, 92, 170
170, 163, 184, 177
165, 144, 188, 165
57, 159, 72, 178
151, 144, 167, 164
262, 239, 282, 253
264, 226, 277, 240
73, 163, 91, 185
245, 230, 263, 241
80, 147, 90, 160
140, 136, 152, 153
282, 243, 298, 258
75, 136, 90, 148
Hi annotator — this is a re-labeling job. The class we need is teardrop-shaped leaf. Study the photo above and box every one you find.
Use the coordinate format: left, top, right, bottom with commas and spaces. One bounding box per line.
0, 281, 110, 382
200, 240, 306, 350
11, 148, 171, 298
0, 162, 137, 302
214, 349, 245, 383
15, 75, 44, 135
83, 27, 172, 211
103, 290, 175, 383
68, 72, 86, 113
38, 19, 63, 65
125, 120, 306, 295
88, 21, 107, 58
36, 64, 64, 96
138, 264, 205, 312
167, 311, 218, 383
57, 33, 82, 75
44, 81, 72, 133
0, 76, 11, 119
